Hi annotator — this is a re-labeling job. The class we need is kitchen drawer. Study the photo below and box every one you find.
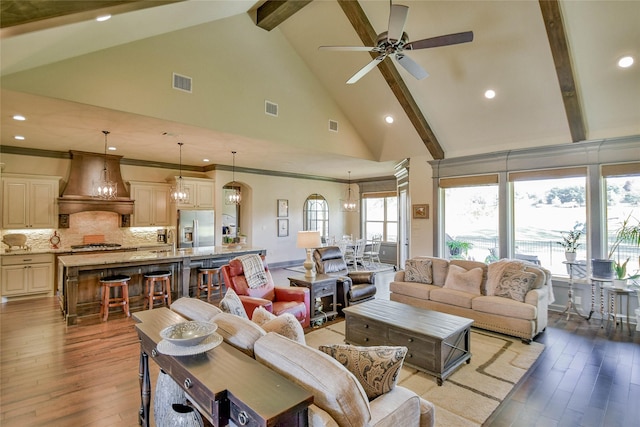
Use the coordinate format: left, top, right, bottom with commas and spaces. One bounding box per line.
2, 253, 53, 266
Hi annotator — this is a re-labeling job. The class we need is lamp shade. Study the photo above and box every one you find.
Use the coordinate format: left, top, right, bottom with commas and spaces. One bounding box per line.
297, 231, 321, 249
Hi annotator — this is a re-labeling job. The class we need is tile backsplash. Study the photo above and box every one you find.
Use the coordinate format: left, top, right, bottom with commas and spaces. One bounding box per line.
1, 211, 173, 250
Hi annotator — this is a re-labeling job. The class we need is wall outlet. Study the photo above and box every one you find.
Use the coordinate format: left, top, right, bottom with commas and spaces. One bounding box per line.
575, 296, 582, 305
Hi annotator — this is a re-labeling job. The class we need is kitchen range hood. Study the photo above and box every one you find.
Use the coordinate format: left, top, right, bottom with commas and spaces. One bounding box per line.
57, 151, 134, 226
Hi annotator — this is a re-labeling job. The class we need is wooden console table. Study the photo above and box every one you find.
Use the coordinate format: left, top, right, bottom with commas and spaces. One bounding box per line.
133, 308, 312, 427
343, 299, 473, 386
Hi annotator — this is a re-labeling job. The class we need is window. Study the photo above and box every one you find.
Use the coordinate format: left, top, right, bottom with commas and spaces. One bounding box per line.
303, 194, 329, 240
363, 192, 397, 242
604, 166, 640, 277
441, 175, 499, 262
511, 169, 587, 276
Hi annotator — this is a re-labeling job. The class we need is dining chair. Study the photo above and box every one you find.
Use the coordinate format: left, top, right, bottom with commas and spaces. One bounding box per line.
364, 235, 382, 266
347, 238, 366, 270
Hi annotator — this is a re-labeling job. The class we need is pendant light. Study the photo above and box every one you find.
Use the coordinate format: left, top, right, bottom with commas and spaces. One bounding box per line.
225, 151, 241, 205
342, 171, 358, 212
93, 130, 117, 199
171, 142, 190, 203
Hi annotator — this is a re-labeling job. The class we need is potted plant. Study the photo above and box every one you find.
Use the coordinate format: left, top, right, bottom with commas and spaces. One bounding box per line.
446, 239, 473, 259
607, 213, 640, 287
558, 229, 582, 262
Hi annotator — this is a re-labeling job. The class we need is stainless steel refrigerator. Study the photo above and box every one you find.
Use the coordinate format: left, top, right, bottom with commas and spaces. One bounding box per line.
177, 210, 215, 248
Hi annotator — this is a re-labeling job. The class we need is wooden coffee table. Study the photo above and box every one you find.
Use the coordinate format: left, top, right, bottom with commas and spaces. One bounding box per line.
343, 299, 473, 385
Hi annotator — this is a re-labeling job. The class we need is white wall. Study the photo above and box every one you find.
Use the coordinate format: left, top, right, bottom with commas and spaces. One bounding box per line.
409, 156, 435, 257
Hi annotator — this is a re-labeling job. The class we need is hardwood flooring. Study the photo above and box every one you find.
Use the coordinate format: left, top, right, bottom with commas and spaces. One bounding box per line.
1, 269, 638, 427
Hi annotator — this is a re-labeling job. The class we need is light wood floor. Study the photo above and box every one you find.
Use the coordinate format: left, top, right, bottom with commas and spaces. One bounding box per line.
1, 269, 638, 427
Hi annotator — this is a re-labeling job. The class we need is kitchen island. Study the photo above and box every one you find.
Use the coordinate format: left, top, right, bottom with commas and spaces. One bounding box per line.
57, 246, 265, 325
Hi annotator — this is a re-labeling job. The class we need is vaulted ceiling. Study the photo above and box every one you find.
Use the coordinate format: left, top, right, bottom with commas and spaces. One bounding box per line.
1, 1, 638, 179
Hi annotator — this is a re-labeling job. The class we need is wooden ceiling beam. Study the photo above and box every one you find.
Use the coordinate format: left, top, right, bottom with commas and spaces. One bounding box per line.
337, 0, 444, 160
538, 0, 586, 142
256, 0, 313, 31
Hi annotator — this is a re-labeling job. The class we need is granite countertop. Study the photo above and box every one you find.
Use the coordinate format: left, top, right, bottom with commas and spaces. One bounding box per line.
1, 243, 173, 256
57, 246, 263, 267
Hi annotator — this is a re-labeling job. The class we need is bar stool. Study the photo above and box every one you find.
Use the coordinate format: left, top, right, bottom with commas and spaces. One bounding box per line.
197, 268, 222, 301
144, 271, 172, 310
99, 274, 131, 321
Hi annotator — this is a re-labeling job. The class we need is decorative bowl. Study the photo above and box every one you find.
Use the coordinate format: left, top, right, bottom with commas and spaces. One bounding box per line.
159, 321, 218, 347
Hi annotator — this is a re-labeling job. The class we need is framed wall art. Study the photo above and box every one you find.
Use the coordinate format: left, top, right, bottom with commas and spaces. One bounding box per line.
412, 204, 429, 219
277, 199, 288, 217
277, 219, 289, 237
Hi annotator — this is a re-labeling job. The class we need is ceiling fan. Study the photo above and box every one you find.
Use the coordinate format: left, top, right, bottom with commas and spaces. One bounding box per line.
319, 2, 473, 84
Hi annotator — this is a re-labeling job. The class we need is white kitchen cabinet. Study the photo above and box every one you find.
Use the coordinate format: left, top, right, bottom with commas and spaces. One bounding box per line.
130, 182, 171, 226
2, 175, 60, 229
1, 253, 54, 297
176, 178, 214, 209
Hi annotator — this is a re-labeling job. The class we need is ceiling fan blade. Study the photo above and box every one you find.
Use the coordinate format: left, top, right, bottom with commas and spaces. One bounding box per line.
319, 46, 377, 52
395, 54, 429, 80
387, 4, 409, 42
405, 31, 474, 50
347, 56, 386, 84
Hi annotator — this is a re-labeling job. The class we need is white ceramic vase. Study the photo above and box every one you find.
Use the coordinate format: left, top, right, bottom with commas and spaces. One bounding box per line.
613, 278, 627, 289
154, 370, 186, 427
162, 404, 204, 427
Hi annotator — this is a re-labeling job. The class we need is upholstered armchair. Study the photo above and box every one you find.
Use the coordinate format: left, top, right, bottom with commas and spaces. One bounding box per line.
220, 258, 311, 328
313, 246, 377, 313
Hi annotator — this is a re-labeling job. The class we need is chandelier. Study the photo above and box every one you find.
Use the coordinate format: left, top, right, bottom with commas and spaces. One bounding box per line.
171, 142, 190, 203
225, 151, 241, 205
93, 130, 117, 199
342, 171, 358, 212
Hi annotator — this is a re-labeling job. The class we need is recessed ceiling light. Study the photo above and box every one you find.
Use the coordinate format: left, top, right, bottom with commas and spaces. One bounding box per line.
203, 158, 210, 162
96, 14, 111, 22
108, 146, 117, 151
484, 89, 496, 99
618, 56, 634, 68
384, 115, 394, 124
12, 115, 26, 121
14, 135, 25, 140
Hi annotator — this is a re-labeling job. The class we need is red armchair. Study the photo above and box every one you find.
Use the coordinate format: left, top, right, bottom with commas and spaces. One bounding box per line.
220, 258, 310, 328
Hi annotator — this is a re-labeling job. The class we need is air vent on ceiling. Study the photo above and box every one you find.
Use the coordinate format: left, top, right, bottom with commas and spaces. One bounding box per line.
329, 120, 339, 132
265, 100, 278, 117
173, 73, 192, 93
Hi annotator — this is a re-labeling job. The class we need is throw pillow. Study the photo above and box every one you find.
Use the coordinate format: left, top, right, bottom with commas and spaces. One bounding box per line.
404, 259, 433, 284
443, 264, 483, 295
219, 288, 248, 319
494, 268, 537, 302
251, 306, 276, 326
318, 344, 407, 400
261, 313, 306, 344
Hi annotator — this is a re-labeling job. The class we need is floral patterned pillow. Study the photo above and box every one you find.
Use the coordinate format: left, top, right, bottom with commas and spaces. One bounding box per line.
318, 344, 407, 400
494, 268, 537, 302
219, 288, 248, 319
251, 306, 276, 326
404, 259, 433, 284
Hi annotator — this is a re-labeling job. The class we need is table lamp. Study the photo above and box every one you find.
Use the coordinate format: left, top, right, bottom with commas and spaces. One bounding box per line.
297, 231, 322, 278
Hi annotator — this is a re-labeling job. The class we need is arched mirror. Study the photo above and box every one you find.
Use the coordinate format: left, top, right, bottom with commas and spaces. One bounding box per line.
303, 194, 329, 242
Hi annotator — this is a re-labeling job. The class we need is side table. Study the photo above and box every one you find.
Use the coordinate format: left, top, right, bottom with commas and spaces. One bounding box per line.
562, 261, 589, 321
288, 274, 338, 325
602, 284, 637, 334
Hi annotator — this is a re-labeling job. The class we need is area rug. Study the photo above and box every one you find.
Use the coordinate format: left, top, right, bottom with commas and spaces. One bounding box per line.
286, 262, 396, 275
305, 321, 544, 427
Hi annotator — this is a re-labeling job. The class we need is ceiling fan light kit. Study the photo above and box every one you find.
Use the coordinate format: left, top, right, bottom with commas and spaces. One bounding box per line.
320, 3, 473, 84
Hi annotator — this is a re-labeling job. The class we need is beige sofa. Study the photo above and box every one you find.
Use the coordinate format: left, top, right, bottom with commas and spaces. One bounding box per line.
170, 297, 436, 427
390, 257, 553, 343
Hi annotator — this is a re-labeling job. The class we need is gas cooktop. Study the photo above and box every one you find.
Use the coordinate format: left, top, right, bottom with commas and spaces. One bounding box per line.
70, 243, 122, 250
